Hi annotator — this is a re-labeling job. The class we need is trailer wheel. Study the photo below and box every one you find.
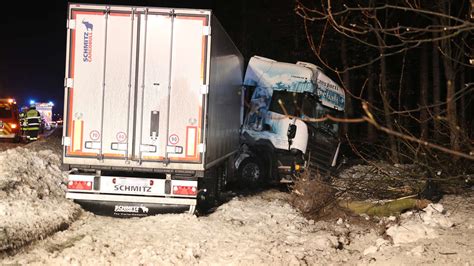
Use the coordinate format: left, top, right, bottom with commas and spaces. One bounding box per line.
238, 158, 264, 188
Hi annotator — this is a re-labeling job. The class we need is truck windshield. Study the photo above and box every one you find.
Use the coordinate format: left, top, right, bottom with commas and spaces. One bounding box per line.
0, 106, 12, 119
269, 91, 304, 116
269, 91, 341, 137
301, 94, 341, 138
268, 91, 342, 138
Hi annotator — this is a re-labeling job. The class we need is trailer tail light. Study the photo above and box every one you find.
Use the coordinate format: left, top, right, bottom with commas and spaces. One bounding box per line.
68, 180, 92, 190
173, 185, 197, 196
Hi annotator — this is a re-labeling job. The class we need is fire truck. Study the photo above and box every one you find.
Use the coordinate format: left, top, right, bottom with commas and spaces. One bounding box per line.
0, 98, 21, 142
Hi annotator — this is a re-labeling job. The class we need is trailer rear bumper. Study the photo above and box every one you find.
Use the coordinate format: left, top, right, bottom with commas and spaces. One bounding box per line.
67, 192, 196, 216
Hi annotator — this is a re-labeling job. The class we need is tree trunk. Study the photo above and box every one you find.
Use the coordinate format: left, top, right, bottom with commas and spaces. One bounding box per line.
375, 7, 399, 163
420, 45, 429, 140
376, 34, 399, 163
440, 1, 460, 151
339, 198, 431, 217
445, 74, 460, 152
440, 0, 461, 153
432, 40, 441, 141
367, 64, 376, 142
459, 67, 466, 132
341, 38, 353, 137
380, 54, 399, 163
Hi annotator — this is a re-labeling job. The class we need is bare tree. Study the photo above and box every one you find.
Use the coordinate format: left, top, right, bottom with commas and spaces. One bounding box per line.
341, 38, 353, 137
295, 0, 473, 162
432, 38, 442, 140
420, 44, 429, 140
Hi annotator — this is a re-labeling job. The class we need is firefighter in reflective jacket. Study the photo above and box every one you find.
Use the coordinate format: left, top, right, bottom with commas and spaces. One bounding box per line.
19, 107, 28, 137
23, 105, 41, 141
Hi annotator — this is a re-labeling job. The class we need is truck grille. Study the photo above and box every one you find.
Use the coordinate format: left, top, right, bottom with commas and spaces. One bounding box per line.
306, 136, 337, 178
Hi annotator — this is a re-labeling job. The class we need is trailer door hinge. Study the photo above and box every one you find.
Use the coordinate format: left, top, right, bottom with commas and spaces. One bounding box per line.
200, 85, 209, 95
65, 78, 74, 88
169, 9, 176, 17
68, 19, 76, 29
62, 137, 71, 147
198, 143, 206, 153
202, 26, 211, 36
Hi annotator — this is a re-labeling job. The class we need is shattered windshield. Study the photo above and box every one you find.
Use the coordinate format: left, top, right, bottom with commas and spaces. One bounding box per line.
269, 91, 340, 137
269, 91, 304, 116
301, 94, 340, 137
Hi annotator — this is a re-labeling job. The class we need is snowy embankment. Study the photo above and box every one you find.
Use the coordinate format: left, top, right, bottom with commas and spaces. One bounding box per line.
2, 191, 344, 265
3, 188, 473, 265
0, 135, 472, 265
0, 147, 81, 252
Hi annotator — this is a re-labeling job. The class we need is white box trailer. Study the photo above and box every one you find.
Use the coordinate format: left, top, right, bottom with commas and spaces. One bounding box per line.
62, 3, 244, 216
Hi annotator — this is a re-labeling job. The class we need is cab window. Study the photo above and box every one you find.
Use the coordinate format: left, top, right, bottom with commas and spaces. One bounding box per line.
301, 94, 340, 137
269, 91, 304, 116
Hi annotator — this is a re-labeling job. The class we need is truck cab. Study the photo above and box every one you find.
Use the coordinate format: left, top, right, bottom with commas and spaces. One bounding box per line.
236, 56, 345, 185
0, 98, 20, 142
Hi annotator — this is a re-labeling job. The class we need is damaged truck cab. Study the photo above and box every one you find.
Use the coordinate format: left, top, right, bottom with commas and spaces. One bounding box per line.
236, 56, 345, 184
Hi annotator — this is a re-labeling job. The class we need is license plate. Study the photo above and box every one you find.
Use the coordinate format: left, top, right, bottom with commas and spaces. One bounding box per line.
100, 176, 164, 196
115, 177, 148, 186
114, 177, 151, 193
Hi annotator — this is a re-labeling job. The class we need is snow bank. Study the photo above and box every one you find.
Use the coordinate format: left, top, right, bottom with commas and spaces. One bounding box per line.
385, 203, 453, 246
386, 220, 438, 245
3, 191, 342, 265
359, 202, 455, 256
0, 148, 80, 251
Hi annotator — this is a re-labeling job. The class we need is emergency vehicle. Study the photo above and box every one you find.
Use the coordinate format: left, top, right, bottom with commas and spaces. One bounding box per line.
0, 98, 21, 142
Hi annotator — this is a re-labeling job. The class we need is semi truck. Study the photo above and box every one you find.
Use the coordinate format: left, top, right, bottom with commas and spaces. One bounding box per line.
62, 3, 244, 216
235, 56, 345, 186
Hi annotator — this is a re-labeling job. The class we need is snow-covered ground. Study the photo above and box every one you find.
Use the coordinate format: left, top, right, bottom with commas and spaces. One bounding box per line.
0, 132, 473, 265
0, 128, 58, 152
0, 129, 81, 252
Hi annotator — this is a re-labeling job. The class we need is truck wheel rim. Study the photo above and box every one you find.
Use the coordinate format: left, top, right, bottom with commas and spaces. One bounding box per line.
242, 163, 260, 181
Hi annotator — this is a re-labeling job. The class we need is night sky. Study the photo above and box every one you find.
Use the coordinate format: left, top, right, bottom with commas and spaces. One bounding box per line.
0, 1, 67, 112
1, 0, 284, 116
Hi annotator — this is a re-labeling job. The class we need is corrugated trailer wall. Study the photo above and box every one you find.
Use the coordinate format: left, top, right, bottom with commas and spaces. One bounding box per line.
205, 15, 244, 168
63, 4, 243, 173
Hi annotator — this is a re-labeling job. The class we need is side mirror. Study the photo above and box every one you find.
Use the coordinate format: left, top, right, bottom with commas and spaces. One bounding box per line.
287, 124, 297, 140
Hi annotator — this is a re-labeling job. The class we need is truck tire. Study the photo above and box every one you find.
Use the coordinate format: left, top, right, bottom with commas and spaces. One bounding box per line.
197, 166, 224, 214
238, 158, 264, 189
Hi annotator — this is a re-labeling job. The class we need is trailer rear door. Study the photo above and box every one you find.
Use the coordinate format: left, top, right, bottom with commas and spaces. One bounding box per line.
65, 6, 209, 165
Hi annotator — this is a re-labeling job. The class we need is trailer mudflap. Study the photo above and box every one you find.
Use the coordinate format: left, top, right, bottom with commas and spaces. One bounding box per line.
67, 193, 196, 216
73, 199, 192, 217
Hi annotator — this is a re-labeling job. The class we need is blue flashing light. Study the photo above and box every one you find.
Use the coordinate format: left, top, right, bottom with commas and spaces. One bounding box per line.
29, 100, 36, 105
